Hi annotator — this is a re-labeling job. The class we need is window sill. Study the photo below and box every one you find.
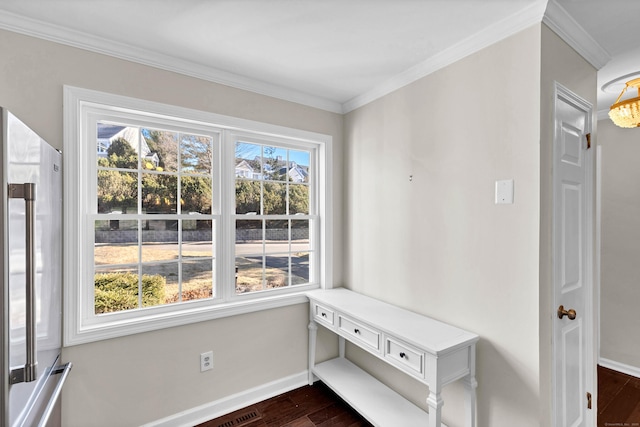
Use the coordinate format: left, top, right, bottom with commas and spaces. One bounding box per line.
64, 288, 317, 347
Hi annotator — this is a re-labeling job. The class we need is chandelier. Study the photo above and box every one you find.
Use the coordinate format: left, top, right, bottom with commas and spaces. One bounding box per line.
609, 78, 640, 128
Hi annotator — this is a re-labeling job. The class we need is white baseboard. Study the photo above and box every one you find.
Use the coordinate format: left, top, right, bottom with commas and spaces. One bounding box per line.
599, 358, 640, 379
141, 371, 310, 427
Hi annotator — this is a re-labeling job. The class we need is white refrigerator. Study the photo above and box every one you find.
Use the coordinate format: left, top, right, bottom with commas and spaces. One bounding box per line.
0, 108, 71, 427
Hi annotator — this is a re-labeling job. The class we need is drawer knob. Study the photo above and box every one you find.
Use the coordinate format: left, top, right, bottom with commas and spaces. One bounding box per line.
399, 352, 406, 359
354, 328, 360, 334
321, 313, 327, 317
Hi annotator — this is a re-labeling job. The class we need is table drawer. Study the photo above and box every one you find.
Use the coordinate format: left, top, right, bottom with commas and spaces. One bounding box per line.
338, 315, 380, 351
385, 337, 424, 377
313, 303, 335, 326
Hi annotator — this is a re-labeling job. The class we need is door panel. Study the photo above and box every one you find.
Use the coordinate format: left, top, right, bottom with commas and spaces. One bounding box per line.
562, 183, 581, 289
553, 85, 593, 427
561, 320, 584, 426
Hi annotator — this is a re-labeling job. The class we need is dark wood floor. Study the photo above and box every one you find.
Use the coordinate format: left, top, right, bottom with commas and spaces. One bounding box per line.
198, 366, 640, 427
195, 382, 372, 427
599, 365, 640, 426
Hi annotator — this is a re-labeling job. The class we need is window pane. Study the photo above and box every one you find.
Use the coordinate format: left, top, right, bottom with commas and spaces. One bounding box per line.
262, 146, 288, 181
182, 219, 215, 301
236, 219, 262, 247
235, 142, 262, 179
235, 256, 263, 294
235, 180, 261, 214
181, 176, 212, 214
292, 220, 310, 285
289, 184, 309, 214
143, 129, 178, 172
265, 220, 288, 255
97, 170, 137, 213
236, 219, 263, 293
265, 255, 288, 289
94, 267, 140, 314
141, 263, 177, 307
97, 123, 139, 169
94, 220, 138, 265
142, 173, 177, 213
263, 182, 286, 215
179, 259, 214, 302
182, 220, 214, 258
142, 220, 178, 263
291, 252, 310, 285
181, 134, 213, 174
291, 220, 310, 253
288, 150, 310, 183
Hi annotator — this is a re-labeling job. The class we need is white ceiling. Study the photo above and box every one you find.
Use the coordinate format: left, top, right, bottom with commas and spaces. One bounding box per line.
0, 0, 637, 114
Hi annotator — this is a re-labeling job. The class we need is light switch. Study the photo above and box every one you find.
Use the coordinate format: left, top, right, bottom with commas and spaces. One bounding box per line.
495, 180, 514, 204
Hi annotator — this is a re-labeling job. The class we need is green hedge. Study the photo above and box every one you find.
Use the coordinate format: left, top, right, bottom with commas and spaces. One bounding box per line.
95, 272, 166, 314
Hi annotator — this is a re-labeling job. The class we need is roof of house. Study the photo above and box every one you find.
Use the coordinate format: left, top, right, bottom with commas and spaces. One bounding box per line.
97, 124, 126, 140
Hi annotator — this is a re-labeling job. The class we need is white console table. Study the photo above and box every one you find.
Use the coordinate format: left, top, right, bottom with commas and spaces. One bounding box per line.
307, 288, 479, 427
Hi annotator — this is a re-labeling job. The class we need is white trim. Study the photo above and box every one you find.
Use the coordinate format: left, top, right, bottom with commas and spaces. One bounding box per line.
596, 145, 602, 379
0, 10, 342, 114
542, 0, 611, 71
141, 371, 309, 427
64, 86, 333, 144
342, 0, 548, 113
63, 86, 333, 346
599, 358, 640, 380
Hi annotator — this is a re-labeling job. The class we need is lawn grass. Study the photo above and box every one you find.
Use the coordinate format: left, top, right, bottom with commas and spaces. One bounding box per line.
94, 243, 303, 304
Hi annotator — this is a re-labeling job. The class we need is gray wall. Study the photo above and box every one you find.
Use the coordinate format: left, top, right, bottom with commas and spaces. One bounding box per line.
598, 118, 640, 369
344, 25, 543, 427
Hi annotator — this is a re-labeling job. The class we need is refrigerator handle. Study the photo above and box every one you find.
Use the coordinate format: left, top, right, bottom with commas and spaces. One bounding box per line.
37, 362, 73, 427
8, 183, 38, 384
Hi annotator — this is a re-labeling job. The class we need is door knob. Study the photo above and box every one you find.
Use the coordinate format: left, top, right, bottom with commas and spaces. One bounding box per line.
557, 305, 577, 320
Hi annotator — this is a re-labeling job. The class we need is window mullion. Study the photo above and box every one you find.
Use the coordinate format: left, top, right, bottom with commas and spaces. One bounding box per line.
138, 219, 143, 308
221, 130, 236, 301
137, 130, 143, 308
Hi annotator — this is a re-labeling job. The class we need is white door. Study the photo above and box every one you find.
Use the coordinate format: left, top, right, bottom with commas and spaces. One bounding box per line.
552, 84, 594, 427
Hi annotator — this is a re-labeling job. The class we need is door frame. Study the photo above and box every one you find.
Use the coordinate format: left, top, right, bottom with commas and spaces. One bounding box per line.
551, 82, 596, 425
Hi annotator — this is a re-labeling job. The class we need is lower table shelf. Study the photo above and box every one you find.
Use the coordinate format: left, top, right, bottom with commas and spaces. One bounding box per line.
313, 357, 447, 427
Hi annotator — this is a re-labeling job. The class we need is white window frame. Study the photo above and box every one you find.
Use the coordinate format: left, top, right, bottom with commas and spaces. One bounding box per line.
63, 86, 333, 346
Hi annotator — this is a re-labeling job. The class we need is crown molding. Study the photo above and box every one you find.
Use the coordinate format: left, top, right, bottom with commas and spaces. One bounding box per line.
542, 0, 611, 71
0, 10, 344, 114
342, 0, 549, 113
597, 108, 610, 122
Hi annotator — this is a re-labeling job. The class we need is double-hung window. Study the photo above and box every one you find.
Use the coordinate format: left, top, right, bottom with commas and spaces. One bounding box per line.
232, 137, 315, 294
64, 87, 331, 345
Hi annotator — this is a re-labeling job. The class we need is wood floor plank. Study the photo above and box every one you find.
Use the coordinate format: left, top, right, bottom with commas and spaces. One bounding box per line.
198, 383, 371, 427
280, 416, 316, 427
598, 365, 640, 427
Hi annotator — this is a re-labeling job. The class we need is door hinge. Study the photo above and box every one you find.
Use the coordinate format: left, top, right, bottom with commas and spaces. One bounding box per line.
587, 391, 592, 410
586, 133, 591, 150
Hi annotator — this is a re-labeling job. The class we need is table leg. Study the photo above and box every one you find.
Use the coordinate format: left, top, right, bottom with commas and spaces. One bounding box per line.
308, 319, 318, 385
427, 389, 444, 427
463, 344, 477, 427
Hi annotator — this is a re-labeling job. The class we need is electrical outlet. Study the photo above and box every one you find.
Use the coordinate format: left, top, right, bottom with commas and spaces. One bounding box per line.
200, 351, 213, 372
